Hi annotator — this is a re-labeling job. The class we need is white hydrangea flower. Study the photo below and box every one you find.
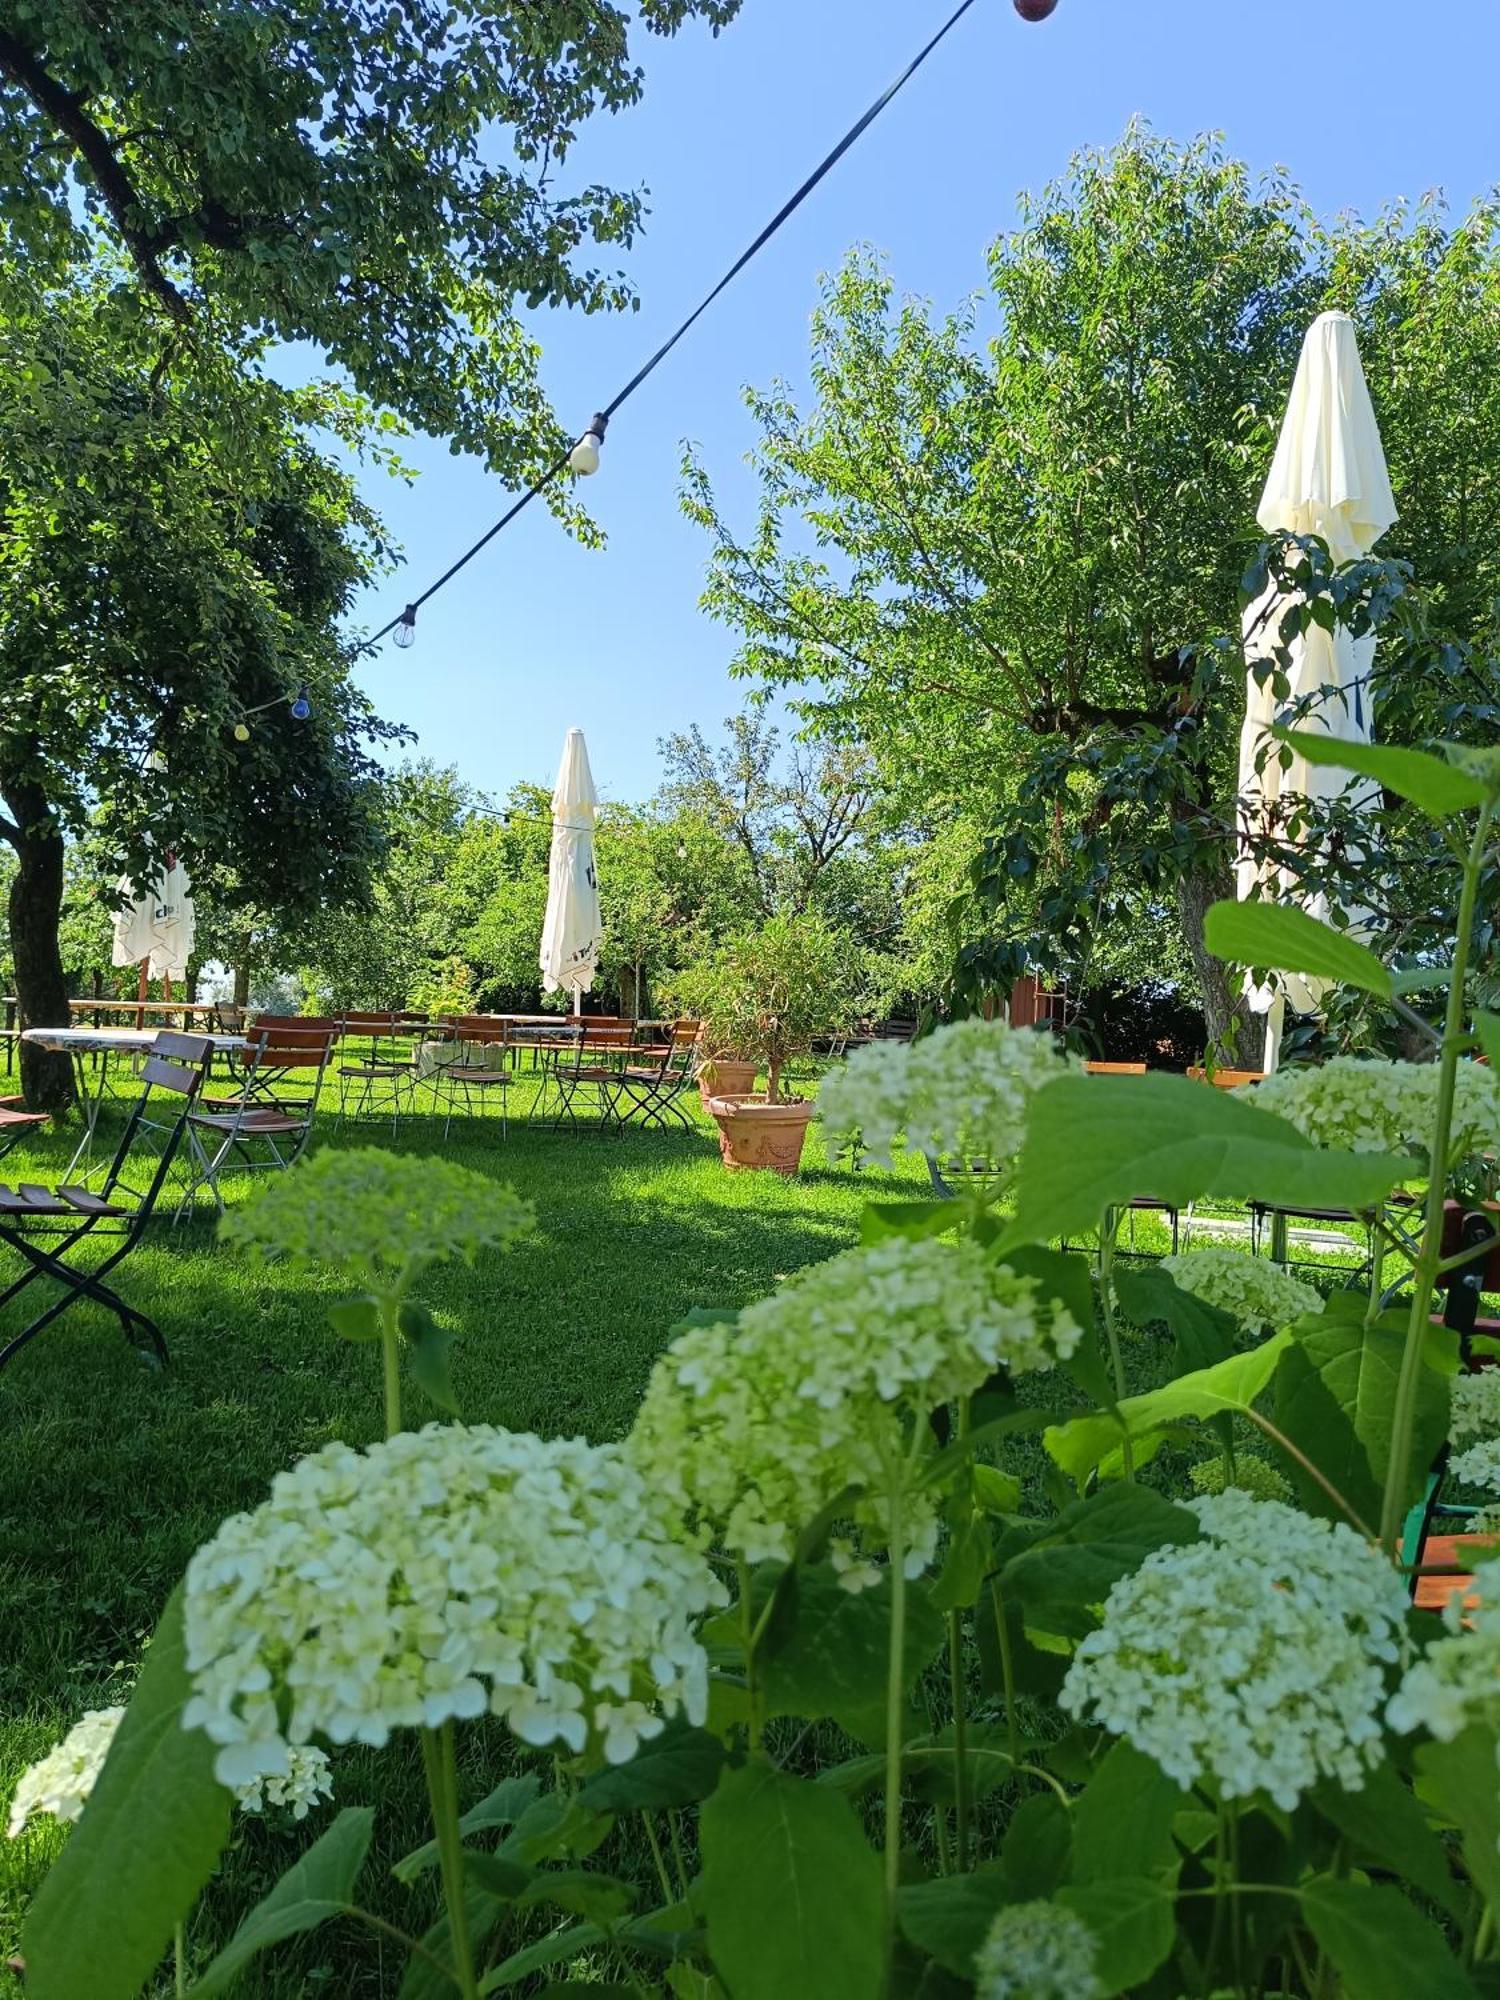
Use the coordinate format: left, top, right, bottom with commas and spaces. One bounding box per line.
182, 1424, 723, 1792
1187, 1452, 1292, 1504
1389, 1548, 1500, 1743
1448, 1440, 1500, 1495
1162, 1246, 1323, 1339
6, 1707, 125, 1838
1450, 1372, 1500, 1448
234, 1743, 335, 1820
973, 1900, 1102, 2000
817, 1018, 1072, 1168
1061, 1492, 1409, 1809
627, 1237, 1081, 1582
1251, 1057, 1500, 1163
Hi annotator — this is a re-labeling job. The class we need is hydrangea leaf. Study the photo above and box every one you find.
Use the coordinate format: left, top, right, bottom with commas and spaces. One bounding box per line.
579, 1719, 727, 1811
998, 1793, 1071, 1900
1311, 1763, 1464, 1922
184, 1807, 374, 1998
1203, 898, 1392, 1000
21, 1586, 232, 2000
896, 1871, 1015, 1978
1475, 1010, 1500, 1068
327, 1294, 382, 1342
1000, 1074, 1404, 1252
1415, 1726, 1500, 1917
393, 1773, 541, 1883
1274, 1298, 1448, 1528
1044, 1333, 1293, 1490
1273, 730, 1490, 821
1114, 1266, 1236, 1373
1300, 1874, 1477, 2000
700, 1765, 885, 2000
997, 1484, 1201, 1637
860, 1197, 971, 1243
760, 1564, 945, 1724
1070, 1742, 1183, 1887
400, 1300, 459, 1416
1056, 1878, 1175, 1994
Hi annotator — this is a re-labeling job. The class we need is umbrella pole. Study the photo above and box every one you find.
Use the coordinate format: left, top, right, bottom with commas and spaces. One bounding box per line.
1263, 994, 1286, 1075
135, 957, 149, 1032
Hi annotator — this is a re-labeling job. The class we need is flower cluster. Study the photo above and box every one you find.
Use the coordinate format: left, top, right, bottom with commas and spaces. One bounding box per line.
220, 1148, 534, 1280
1389, 1549, 1500, 1742
1448, 1440, 1500, 1496
1450, 1371, 1500, 1448
1187, 1452, 1291, 1503
1061, 1492, 1408, 1808
182, 1424, 721, 1789
973, 1901, 1101, 2000
817, 1018, 1072, 1169
1251, 1058, 1500, 1165
1162, 1246, 1322, 1339
626, 1238, 1082, 1581
6, 1708, 334, 1837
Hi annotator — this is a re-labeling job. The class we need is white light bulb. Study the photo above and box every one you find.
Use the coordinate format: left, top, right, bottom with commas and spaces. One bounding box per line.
569, 432, 602, 477
393, 607, 417, 650
233, 721, 251, 743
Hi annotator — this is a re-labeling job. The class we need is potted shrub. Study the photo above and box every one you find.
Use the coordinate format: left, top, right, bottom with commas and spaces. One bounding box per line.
672, 913, 857, 1175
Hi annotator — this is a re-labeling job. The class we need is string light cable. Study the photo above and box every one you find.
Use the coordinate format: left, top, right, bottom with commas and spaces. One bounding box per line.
361, 0, 991, 655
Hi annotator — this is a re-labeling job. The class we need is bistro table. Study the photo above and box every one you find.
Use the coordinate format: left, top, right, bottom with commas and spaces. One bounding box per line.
21, 1025, 249, 1182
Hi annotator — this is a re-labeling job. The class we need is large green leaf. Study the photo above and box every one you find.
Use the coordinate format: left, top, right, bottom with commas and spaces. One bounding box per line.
579, 1719, 727, 1811
760, 1563, 944, 1726
998, 1485, 1200, 1636
1001, 1074, 1404, 1251
185, 1807, 373, 1997
896, 1871, 1013, 1978
997, 1793, 1071, 1901
1275, 730, 1490, 822
1300, 1874, 1476, 2000
1114, 1265, 1236, 1373
1045, 1333, 1292, 1489
1417, 1727, 1500, 1916
1275, 1299, 1448, 1528
1311, 1764, 1462, 1921
400, 1299, 459, 1415
22, 1587, 233, 2000
1204, 898, 1392, 999
700, 1765, 884, 2000
394, 1772, 540, 1882
1070, 1743, 1183, 1886
1056, 1878, 1175, 1995
1475, 1010, 1500, 1069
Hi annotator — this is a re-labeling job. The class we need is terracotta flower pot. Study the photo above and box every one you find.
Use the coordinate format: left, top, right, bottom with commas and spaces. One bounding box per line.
707, 1094, 815, 1177
697, 1057, 758, 1108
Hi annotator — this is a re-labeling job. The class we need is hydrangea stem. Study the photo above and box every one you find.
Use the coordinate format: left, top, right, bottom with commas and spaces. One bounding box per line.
884, 1483, 907, 1981
1096, 1209, 1135, 1479
380, 1291, 403, 1440
421, 1722, 477, 2000
947, 1609, 970, 1873
1379, 801, 1494, 1553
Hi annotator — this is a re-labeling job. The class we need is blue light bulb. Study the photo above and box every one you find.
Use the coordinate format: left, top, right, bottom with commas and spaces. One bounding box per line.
290, 690, 311, 720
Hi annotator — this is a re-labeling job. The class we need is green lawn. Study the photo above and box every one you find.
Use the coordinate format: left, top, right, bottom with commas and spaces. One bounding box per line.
0, 1066, 932, 1992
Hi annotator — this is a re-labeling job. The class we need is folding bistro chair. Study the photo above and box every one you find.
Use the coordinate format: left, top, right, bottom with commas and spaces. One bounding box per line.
0, 1032, 212, 1373
335, 1011, 415, 1131
426, 1017, 512, 1140
611, 1020, 702, 1132
0, 1096, 48, 1160
179, 1019, 336, 1213
549, 1022, 638, 1132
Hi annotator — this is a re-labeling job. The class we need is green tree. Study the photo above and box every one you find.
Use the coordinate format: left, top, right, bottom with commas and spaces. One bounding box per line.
0, 270, 394, 1105
685, 127, 1500, 1057
0, 0, 743, 483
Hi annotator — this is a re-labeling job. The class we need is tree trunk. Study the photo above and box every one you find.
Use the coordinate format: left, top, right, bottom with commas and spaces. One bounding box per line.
3, 780, 75, 1110
1175, 860, 1260, 1068
233, 945, 251, 1010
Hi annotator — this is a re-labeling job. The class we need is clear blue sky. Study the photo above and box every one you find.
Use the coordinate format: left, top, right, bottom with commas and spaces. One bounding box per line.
343, 0, 1500, 809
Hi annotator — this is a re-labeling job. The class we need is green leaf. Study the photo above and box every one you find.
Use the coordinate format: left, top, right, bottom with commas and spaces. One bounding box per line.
462, 1852, 534, 1900
998, 1793, 1071, 1900
998, 1246, 1097, 1333
1056, 1878, 1175, 1996
861, 1198, 970, 1243
1311, 1763, 1462, 1921
1475, 1011, 1500, 1068
327, 1293, 382, 1341
896, 1871, 1013, 1978
22, 1587, 233, 2000
998, 1484, 1200, 1636
761, 1564, 945, 1725
579, 1719, 727, 1811
1417, 1726, 1500, 1916
1274, 1299, 1448, 1528
1070, 1743, 1183, 1886
929, 1513, 991, 1614
406, 1884, 511, 2000
400, 1299, 458, 1415
700, 1765, 885, 2000
1001, 1073, 1404, 1251
1045, 1333, 1292, 1489
1275, 729, 1490, 821
971, 1464, 1022, 1516
480, 1922, 606, 1992
185, 1807, 373, 1997
393, 1772, 540, 1882
1205, 898, 1392, 999
1300, 1873, 1477, 2000
517, 1869, 634, 1925
1114, 1265, 1236, 1373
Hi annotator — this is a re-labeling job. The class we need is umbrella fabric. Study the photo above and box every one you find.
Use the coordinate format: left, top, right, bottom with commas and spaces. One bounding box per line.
1235, 312, 1396, 1057
539, 728, 602, 1002
111, 856, 195, 981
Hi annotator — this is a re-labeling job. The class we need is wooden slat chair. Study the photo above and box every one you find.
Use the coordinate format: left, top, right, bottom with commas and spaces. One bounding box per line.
428, 1017, 512, 1140
611, 1020, 702, 1132
0, 1032, 213, 1373
335, 1011, 415, 1131
0, 1095, 49, 1160
179, 1021, 336, 1213
549, 1023, 639, 1133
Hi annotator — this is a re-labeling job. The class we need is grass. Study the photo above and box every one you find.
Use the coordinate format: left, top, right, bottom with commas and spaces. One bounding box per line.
0, 1055, 1384, 1993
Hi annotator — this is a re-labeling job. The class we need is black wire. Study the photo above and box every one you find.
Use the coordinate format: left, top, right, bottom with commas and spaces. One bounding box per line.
357, 0, 982, 654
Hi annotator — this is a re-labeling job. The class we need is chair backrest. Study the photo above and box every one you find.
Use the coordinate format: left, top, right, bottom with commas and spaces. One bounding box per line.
1187, 1066, 1265, 1089
582, 1023, 636, 1049
1084, 1061, 1148, 1075
245, 1017, 339, 1067
104, 1032, 214, 1214
213, 1002, 246, 1035
443, 1015, 508, 1049
339, 1011, 399, 1035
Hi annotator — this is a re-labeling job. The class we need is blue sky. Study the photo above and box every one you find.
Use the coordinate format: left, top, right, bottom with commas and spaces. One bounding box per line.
344, 0, 1500, 809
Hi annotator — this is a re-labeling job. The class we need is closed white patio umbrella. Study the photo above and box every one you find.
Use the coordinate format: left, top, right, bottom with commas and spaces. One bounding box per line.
1235, 310, 1397, 1070
539, 728, 602, 1006
112, 854, 195, 986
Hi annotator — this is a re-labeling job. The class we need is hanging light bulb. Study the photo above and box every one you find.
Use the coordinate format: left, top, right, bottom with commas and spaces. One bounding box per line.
290, 687, 311, 720
568, 411, 609, 476
233, 721, 251, 743
393, 604, 418, 649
